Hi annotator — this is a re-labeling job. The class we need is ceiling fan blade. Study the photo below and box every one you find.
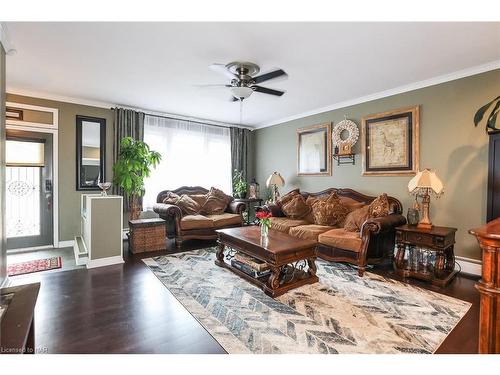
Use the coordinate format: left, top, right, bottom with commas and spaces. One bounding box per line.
253, 69, 287, 84
209, 63, 237, 79
230, 96, 240, 102
252, 85, 285, 96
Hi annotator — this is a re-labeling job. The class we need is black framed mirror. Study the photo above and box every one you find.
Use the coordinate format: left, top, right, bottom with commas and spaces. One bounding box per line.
76, 115, 106, 190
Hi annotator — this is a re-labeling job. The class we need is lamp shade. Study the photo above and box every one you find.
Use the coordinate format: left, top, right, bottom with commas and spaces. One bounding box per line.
266, 172, 285, 187
408, 169, 444, 195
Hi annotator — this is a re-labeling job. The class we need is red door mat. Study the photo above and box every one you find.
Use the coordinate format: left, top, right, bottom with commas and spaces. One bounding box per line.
8, 257, 62, 276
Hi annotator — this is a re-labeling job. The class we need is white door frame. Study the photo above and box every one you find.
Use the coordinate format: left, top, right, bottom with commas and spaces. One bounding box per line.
5, 102, 59, 249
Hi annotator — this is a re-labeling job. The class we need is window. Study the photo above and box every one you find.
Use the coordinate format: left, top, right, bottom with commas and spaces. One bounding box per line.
142, 115, 232, 211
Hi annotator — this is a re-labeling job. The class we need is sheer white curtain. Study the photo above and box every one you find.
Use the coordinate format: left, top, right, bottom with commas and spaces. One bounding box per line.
142, 115, 232, 211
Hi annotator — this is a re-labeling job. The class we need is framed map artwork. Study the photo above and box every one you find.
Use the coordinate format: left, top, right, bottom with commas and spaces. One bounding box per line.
361, 106, 419, 176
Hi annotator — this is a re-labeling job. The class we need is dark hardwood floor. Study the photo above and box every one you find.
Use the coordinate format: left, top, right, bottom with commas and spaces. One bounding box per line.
9, 239, 480, 354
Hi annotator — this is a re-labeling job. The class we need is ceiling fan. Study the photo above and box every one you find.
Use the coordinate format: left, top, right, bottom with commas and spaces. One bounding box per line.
205, 61, 287, 101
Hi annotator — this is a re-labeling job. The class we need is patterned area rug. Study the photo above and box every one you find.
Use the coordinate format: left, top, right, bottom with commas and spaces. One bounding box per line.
8, 257, 62, 276
143, 248, 471, 354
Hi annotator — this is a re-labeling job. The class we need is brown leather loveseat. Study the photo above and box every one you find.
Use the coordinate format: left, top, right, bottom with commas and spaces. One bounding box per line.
265, 188, 406, 276
153, 186, 246, 248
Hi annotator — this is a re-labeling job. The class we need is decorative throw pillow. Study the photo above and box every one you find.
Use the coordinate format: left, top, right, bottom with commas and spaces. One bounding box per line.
200, 187, 232, 215
339, 196, 366, 212
306, 192, 339, 207
176, 194, 201, 215
311, 199, 350, 226
344, 205, 370, 232
162, 192, 180, 205
278, 189, 300, 207
189, 194, 208, 207
368, 193, 390, 218
281, 194, 311, 219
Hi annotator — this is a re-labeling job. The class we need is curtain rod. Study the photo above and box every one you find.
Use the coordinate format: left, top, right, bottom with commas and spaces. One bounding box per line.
110, 107, 254, 131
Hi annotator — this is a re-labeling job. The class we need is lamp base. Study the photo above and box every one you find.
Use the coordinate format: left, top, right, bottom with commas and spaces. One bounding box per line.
417, 222, 433, 230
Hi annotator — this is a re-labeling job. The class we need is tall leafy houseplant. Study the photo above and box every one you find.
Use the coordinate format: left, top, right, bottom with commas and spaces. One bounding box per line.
113, 137, 161, 220
474, 96, 500, 133
232, 169, 247, 199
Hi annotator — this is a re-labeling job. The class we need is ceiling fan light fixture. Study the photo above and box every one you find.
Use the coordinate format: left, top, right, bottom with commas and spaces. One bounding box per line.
230, 86, 253, 99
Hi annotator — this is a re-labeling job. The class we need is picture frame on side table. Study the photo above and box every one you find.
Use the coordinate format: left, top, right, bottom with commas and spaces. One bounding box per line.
361, 106, 419, 176
297, 122, 332, 176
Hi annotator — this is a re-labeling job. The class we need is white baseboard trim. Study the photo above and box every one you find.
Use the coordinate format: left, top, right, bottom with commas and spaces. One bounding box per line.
0, 277, 11, 288
455, 256, 482, 277
86, 256, 124, 269
58, 240, 75, 248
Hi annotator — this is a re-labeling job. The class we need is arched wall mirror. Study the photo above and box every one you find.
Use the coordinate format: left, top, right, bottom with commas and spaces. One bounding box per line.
76, 115, 106, 190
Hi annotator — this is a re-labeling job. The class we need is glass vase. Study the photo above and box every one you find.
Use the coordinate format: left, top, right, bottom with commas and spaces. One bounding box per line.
261, 223, 269, 238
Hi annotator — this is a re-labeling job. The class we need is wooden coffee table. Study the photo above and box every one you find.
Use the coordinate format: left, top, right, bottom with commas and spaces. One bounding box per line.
215, 226, 319, 297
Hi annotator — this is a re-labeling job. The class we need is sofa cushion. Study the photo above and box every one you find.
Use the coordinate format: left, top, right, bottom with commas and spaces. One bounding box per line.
318, 228, 364, 252
162, 191, 180, 204
176, 194, 201, 215
277, 189, 300, 208
311, 198, 350, 226
281, 194, 311, 219
344, 205, 370, 232
270, 217, 309, 233
179, 214, 214, 230
200, 187, 232, 215
289, 224, 334, 240
189, 194, 208, 207
206, 213, 242, 228
368, 193, 390, 218
339, 196, 366, 212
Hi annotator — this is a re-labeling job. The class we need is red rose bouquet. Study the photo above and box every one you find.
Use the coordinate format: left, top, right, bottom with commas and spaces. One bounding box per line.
256, 210, 272, 237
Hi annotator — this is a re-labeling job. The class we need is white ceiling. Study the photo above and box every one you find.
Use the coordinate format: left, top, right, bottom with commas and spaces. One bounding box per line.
5, 22, 500, 127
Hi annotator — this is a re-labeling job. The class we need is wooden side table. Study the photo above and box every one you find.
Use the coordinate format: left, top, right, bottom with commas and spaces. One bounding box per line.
128, 218, 166, 254
233, 198, 264, 225
394, 225, 458, 287
469, 218, 500, 354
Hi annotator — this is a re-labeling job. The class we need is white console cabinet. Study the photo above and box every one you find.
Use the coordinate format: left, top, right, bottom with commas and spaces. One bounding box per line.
74, 194, 123, 268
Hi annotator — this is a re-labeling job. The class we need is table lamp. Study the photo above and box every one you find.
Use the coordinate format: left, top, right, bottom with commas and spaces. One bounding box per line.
408, 168, 444, 229
266, 172, 285, 203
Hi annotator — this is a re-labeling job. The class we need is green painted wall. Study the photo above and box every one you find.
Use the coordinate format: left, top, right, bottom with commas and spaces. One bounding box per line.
253, 69, 500, 261
6, 93, 115, 242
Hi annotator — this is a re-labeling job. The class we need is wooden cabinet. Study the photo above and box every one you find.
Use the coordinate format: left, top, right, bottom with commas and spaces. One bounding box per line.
487, 131, 500, 221
469, 218, 500, 354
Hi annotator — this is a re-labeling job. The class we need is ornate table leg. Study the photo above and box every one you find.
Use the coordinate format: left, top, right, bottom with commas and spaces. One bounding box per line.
394, 243, 406, 270
435, 250, 445, 277
215, 241, 225, 266
307, 258, 317, 278
267, 266, 281, 293
445, 245, 456, 271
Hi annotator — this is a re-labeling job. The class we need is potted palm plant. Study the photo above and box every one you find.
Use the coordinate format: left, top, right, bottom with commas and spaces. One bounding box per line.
113, 137, 161, 220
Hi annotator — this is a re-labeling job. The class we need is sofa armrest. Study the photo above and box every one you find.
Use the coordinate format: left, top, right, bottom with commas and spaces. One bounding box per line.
361, 214, 407, 235
227, 201, 246, 215
263, 203, 285, 217
153, 203, 182, 219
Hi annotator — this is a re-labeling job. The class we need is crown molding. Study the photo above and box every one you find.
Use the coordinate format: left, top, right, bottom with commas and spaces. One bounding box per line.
255, 60, 500, 129
0, 23, 16, 55
6, 87, 251, 129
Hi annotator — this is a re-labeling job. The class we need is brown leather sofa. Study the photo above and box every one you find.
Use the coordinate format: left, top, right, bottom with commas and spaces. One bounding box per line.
153, 186, 246, 248
265, 188, 406, 276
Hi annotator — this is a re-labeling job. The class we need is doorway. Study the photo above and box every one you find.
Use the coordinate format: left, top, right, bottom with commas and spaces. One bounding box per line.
5, 129, 54, 250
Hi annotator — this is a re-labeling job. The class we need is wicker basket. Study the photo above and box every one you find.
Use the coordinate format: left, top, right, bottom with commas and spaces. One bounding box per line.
128, 218, 166, 253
